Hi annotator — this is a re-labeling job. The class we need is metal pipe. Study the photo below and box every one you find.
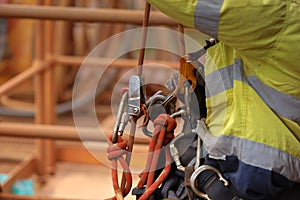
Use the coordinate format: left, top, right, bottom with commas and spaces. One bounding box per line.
0, 123, 101, 141
0, 122, 149, 144
43, 0, 57, 174
0, 193, 93, 200
54, 55, 179, 69
0, 4, 176, 25
34, 12, 48, 181
0, 60, 48, 97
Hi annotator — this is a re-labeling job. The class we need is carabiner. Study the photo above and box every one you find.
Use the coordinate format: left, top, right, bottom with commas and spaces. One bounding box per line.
190, 165, 229, 200
112, 91, 128, 144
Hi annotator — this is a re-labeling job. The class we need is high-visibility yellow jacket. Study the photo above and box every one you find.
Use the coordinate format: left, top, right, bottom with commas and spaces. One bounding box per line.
148, 0, 300, 183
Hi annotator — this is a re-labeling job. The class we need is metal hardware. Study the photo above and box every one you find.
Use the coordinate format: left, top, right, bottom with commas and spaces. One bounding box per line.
169, 131, 195, 172
170, 109, 186, 118
133, 107, 139, 114
169, 142, 185, 172
112, 91, 129, 143
141, 91, 177, 138
118, 112, 130, 136
161, 91, 177, 108
183, 81, 191, 118
128, 75, 145, 116
195, 136, 201, 169
187, 38, 216, 63
145, 90, 165, 107
190, 165, 230, 200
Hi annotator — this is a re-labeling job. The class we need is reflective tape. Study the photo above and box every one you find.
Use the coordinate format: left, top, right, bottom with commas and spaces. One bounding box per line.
247, 76, 300, 123
205, 58, 300, 123
202, 133, 300, 182
194, 0, 224, 37
205, 63, 234, 98
195, 120, 300, 182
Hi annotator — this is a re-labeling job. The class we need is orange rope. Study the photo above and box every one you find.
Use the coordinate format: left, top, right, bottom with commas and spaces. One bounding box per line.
106, 135, 132, 200
137, 114, 177, 199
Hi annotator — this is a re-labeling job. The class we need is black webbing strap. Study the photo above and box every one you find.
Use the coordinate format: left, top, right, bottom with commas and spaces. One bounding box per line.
184, 166, 198, 200
197, 169, 242, 200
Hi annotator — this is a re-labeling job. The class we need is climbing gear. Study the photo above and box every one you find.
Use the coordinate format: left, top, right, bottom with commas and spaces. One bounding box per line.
112, 91, 129, 144
106, 1, 239, 199
148, 0, 300, 189
107, 1, 151, 199
136, 114, 177, 199
169, 130, 196, 172
190, 165, 229, 200
106, 23, 212, 199
107, 1, 300, 198
178, 56, 197, 94
106, 39, 222, 199
107, 135, 132, 200
128, 76, 146, 116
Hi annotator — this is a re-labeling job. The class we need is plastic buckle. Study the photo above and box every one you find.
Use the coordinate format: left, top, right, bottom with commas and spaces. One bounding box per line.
190, 165, 229, 200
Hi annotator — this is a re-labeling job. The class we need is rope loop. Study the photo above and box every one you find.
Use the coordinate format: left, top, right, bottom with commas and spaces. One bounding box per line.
107, 135, 132, 200
137, 114, 177, 200
153, 114, 177, 145
154, 114, 177, 133
107, 135, 128, 161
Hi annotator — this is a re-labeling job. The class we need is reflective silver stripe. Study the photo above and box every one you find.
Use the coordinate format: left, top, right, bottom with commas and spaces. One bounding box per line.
205, 58, 300, 123
194, 0, 224, 37
201, 133, 300, 182
205, 63, 234, 97
195, 119, 300, 182
247, 76, 300, 123
205, 59, 244, 97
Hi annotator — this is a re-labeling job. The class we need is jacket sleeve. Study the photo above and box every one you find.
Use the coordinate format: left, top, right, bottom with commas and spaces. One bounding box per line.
147, 0, 286, 52
147, 0, 198, 28
217, 1, 286, 52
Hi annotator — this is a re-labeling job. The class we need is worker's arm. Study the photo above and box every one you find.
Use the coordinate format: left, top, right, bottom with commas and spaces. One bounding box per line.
147, 0, 198, 29
147, 0, 285, 52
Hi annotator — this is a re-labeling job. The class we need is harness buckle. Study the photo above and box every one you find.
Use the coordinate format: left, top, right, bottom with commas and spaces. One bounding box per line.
190, 165, 230, 200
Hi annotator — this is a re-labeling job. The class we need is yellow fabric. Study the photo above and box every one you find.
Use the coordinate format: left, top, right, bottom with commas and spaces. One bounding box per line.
147, 0, 197, 28
204, 42, 235, 75
222, 80, 300, 158
219, 0, 300, 98
205, 41, 300, 159
147, 0, 300, 181
216, 1, 300, 159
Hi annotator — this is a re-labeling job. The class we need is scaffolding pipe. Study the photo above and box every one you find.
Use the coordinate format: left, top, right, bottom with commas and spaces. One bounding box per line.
54, 55, 179, 69
0, 60, 49, 97
0, 4, 176, 25
0, 123, 107, 141
0, 55, 178, 99
0, 122, 149, 144
0, 193, 92, 200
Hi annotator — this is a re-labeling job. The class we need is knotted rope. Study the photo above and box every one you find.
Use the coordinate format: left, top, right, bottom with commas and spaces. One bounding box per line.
137, 114, 177, 200
106, 135, 132, 200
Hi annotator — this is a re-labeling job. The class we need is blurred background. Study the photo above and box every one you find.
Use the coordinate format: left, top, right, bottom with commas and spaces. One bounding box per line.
0, 1, 208, 199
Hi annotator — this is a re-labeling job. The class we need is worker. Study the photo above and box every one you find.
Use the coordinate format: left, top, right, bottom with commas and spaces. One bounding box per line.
146, 0, 300, 199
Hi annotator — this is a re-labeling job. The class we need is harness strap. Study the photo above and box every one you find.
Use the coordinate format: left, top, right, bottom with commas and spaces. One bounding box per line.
197, 168, 241, 200
184, 166, 198, 200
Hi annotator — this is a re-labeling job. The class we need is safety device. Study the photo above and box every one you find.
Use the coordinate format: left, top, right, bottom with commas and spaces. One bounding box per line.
147, 0, 300, 196
106, 0, 300, 199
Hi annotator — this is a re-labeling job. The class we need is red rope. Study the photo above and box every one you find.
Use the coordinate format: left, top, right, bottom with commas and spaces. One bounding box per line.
106, 135, 132, 200
137, 114, 177, 200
